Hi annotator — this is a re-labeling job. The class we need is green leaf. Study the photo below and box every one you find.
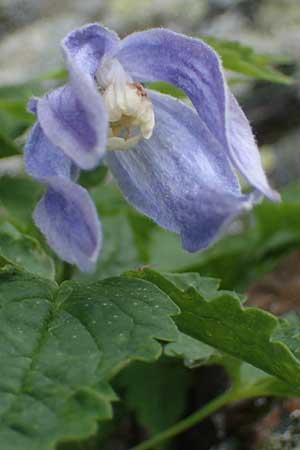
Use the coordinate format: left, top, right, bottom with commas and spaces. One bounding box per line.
128, 270, 300, 392
203, 37, 292, 85
62, 276, 178, 379
0, 268, 179, 450
0, 176, 42, 231
78, 164, 108, 189
91, 182, 128, 217
162, 273, 230, 300
166, 335, 295, 399
0, 222, 55, 279
37, 68, 68, 82
149, 229, 202, 271
165, 333, 215, 368
164, 318, 296, 397
161, 276, 300, 398
0, 82, 41, 101
220, 356, 298, 398
0, 99, 34, 124
117, 359, 189, 436
0, 129, 22, 157
77, 183, 150, 280
76, 213, 142, 281
0, 82, 40, 140
164, 309, 297, 398
145, 82, 186, 99
273, 313, 300, 361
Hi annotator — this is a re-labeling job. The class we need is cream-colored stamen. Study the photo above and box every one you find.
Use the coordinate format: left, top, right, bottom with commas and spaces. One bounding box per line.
96, 59, 155, 151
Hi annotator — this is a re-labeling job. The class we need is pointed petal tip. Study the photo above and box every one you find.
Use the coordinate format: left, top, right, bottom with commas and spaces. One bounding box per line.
27, 97, 38, 114
75, 253, 99, 273
180, 194, 255, 254
254, 184, 281, 204
268, 189, 281, 203
69, 147, 104, 171
51, 247, 99, 273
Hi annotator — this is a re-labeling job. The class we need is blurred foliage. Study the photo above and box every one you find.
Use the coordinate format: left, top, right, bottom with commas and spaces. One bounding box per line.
203, 37, 293, 85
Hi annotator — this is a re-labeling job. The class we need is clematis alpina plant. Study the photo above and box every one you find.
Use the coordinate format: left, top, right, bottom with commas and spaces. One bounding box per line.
25, 24, 280, 271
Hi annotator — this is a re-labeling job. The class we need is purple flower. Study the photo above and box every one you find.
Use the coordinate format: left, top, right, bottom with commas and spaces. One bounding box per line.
25, 24, 279, 271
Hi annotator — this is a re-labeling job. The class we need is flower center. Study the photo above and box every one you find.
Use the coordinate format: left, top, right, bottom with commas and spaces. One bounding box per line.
96, 59, 155, 151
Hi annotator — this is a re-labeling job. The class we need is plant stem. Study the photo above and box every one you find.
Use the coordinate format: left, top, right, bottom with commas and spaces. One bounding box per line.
61, 262, 74, 282
130, 389, 239, 450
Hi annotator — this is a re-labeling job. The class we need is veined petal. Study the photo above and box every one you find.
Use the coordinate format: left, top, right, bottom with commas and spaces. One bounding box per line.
25, 123, 74, 180
107, 91, 251, 251
25, 123, 101, 271
117, 28, 278, 201
34, 179, 101, 272
62, 23, 120, 75
37, 74, 108, 170
118, 29, 226, 149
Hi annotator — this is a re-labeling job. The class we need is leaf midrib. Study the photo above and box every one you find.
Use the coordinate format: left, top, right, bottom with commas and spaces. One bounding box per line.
0, 291, 58, 425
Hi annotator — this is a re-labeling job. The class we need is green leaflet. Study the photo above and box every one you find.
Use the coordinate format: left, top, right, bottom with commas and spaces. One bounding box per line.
0, 268, 178, 450
128, 269, 300, 394
0, 222, 55, 280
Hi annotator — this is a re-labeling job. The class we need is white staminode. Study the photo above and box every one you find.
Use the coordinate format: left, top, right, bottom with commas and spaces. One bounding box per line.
96, 59, 155, 151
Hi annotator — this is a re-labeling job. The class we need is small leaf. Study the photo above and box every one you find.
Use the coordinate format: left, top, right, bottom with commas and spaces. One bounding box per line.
0, 222, 55, 279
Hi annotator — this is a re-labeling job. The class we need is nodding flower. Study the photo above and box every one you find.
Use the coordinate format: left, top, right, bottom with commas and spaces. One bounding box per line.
25, 24, 280, 271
